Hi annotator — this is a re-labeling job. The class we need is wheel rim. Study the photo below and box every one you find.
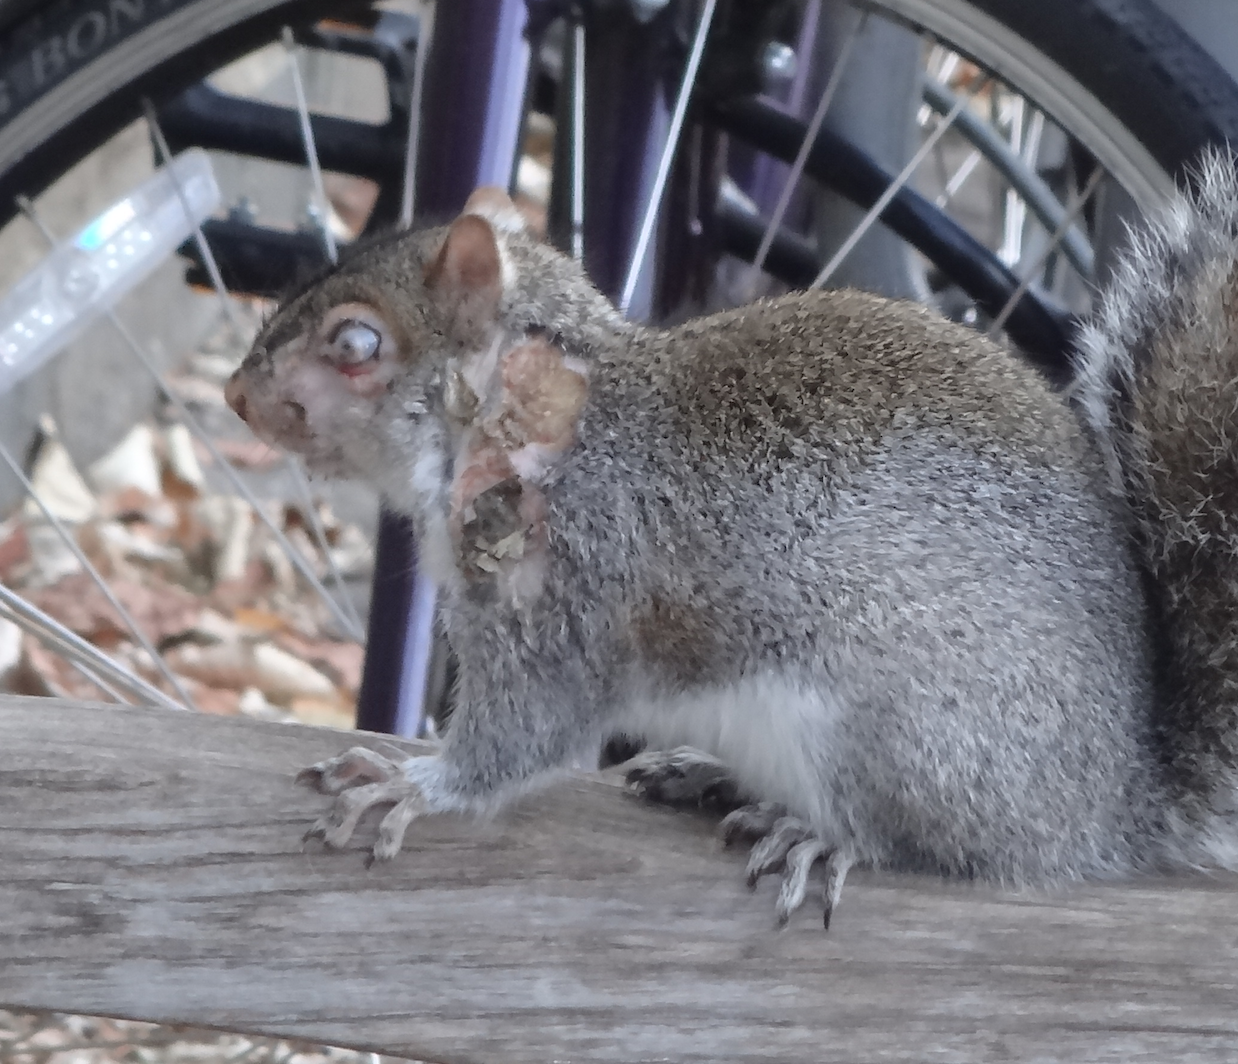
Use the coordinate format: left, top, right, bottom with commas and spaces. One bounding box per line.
861, 0, 1172, 207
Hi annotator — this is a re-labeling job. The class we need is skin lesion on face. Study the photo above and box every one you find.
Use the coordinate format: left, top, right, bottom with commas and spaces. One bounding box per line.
489, 337, 589, 451
223, 293, 411, 468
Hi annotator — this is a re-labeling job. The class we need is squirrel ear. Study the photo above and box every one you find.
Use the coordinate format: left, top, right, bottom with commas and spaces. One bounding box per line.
424, 213, 505, 340
462, 186, 527, 233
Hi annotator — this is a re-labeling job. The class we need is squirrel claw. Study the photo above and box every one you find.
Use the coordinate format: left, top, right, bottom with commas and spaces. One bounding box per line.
744, 815, 853, 930
720, 802, 787, 846
745, 816, 812, 882
775, 843, 854, 931
297, 746, 402, 795
301, 773, 422, 854
625, 749, 851, 928
297, 750, 456, 862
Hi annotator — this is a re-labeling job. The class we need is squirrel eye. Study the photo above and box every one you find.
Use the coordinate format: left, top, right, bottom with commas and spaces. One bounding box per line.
329, 321, 382, 364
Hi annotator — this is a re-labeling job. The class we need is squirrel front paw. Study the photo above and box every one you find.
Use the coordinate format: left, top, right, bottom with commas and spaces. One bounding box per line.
297, 748, 461, 862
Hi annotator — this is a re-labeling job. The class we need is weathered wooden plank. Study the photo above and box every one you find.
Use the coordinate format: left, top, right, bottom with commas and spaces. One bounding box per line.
1, 696, 1238, 1064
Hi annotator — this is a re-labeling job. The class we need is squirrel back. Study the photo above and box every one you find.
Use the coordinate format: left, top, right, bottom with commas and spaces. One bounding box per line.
1075, 150, 1238, 860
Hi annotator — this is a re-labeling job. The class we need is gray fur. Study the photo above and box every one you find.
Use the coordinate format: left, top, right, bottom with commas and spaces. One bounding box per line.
1075, 148, 1238, 861
234, 163, 1238, 897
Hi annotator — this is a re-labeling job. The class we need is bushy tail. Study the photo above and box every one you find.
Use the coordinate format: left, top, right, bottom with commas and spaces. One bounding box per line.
1074, 149, 1238, 839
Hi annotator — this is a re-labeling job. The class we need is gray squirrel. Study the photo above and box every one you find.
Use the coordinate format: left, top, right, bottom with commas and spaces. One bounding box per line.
225, 156, 1238, 928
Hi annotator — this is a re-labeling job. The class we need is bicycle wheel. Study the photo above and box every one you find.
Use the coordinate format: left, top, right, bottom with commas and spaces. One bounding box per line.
588, 0, 1238, 377
0, 0, 435, 718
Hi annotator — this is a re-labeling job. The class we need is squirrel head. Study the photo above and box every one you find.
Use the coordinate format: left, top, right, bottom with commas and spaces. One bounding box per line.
224, 189, 613, 539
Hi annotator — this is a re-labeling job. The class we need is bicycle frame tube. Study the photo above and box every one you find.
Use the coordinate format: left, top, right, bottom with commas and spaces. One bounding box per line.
355, 0, 530, 737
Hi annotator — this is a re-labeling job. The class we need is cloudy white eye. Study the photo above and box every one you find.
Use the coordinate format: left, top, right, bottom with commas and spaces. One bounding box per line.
329, 320, 381, 365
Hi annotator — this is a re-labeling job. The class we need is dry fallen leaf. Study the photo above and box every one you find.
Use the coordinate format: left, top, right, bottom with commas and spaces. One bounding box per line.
25, 430, 96, 524
0, 616, 21, 683
289, 694, 355, 729
324, 172, 379, 236
25, 573, 201, 648
0, 520, 29, 579
207, 561, 277, 614
162, 423, 206, 501
195, 496, 254, 585
23, 522, 85, 587
275, 629, 364, 692
184, 678, 242, 716
166, 638, 337, 706
233, 606, 287, 634
88, 423, 162, 497
98, 485, 178, 529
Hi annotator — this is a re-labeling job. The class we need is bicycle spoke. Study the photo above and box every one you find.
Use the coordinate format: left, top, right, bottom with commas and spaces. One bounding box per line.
1019, 114, 1046, 199
987, 164, 1105, 337
399, 1, 435, 227
810, 71, 990, 290
282, 25, 338, 265
15, 197, 365, 643
0, 600, 134, 703
740, 7, 867, 301
937, 147, 982, 207
287, 457, 365, 635
64, 658, 131, 704
569, 15, 586, 263
0, 582, 183, 711
999, 95, 1027, 266
0, 438, 200, 709
142, 100, 248, 346
998, 99, 1048, 269
619, 0, 719, 315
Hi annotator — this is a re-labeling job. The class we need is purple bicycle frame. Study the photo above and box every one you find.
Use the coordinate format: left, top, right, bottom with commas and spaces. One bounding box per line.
355, 0, 530, 737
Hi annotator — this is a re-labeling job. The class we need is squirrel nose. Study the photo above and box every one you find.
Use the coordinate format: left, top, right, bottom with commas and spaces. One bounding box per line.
224, 373, 249, 423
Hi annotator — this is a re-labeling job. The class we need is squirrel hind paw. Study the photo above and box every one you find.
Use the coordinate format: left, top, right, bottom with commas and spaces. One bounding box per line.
622, 746, 751, 814
725, 809, 852, 931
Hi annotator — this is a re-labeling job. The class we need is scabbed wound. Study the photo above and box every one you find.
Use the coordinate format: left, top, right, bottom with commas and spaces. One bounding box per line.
449, 336, 588, 603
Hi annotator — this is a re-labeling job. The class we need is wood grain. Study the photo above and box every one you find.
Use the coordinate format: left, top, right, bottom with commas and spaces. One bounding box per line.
2, 696, 1238, 1064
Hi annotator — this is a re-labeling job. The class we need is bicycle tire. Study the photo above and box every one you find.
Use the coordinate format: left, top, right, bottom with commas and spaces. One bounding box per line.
0, 0, 353, 224
675, 0, 1238, 372
869, 0, 1238, 206
0, 0, 1232, 303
